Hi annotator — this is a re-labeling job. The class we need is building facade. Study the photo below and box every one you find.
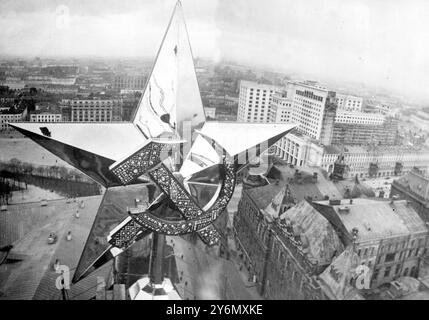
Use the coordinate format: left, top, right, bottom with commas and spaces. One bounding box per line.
390, 169, 429, 223
335, 93, 363, 112
268, 91, 293, 123
233, 184, 342, 299
335, 110, 385, 125
313, 198, 429, 288
0, 109, 27, 130
237, 80, 283, 123
321, 145, 429, 179
30, 111, 62, 122
290, 82, 336, 141
331, 117, 399, 146
62, 98, 123, 122
274, 132, 324, 167
113, 74, 146, 91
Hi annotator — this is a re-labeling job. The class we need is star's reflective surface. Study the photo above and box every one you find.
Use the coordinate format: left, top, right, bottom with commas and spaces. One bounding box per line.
10, 2, 296, 283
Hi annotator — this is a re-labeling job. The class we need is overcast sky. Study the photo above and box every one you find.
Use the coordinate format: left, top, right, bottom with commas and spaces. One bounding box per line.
1, 0, 428, 101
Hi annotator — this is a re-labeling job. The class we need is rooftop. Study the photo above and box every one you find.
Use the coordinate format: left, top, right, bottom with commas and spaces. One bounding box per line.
270, 164, 342, 202
278, 200, 344, 265
324, 144, 429, 155
313, 199, 428, 242
393, 169, 429, 200
245, 183, 284, 212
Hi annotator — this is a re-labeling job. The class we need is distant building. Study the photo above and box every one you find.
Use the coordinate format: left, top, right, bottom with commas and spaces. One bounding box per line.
268, 91, 293, 123
274, 132, 324, 167
335, 93, 363, 112
390, 168, 429, 223
331, 116, 399, 146
289, 81, 337, 141
0, 108, 27, 130
30, 110, 62, 122
39, 84, 79, 95
335, 110, 385, 125
237, 80, 283, 123
113, 74, 146, 91
322, 145, 429, 179
61, 97, 123, 122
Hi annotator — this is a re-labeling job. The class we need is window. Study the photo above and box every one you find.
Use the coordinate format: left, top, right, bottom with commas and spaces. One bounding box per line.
385, 253, 395, 263
410, 266, 417, 277
372, 269, 379, 281
395, 264, 401, 274
384, 267, 391, 278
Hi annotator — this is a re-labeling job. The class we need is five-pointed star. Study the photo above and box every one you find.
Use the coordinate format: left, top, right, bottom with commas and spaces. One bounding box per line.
10, 1, 296, 282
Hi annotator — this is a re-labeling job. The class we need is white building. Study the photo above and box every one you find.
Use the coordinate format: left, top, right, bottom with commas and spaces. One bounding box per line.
274, 132, 324, 167
269, 91, 293, 123
0, 109, 27, 130
335, 93, 363, 112
62, 98, 123, 122
30, 111, 62, 122
290, 82, 333, 141
335, 110, 385, 125
237, 80, 283, 123
321, 145, 429, 179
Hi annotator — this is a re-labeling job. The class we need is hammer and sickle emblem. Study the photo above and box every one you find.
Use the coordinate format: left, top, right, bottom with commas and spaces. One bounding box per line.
106, 135, 237, 249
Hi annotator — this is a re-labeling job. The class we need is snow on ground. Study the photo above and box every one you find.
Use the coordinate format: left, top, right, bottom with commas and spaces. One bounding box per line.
8, 184, 63, 204
0, 138, 72, 168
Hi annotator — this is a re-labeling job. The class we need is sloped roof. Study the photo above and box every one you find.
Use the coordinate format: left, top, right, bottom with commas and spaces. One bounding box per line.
394, 170, 429, 200
245, 183, 284, 210
313, 199, 428, 242
279, 201, 344, 265
318, 247, 364, 300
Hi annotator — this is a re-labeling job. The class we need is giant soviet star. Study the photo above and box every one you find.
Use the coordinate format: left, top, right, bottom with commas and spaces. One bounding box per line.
10, 2, 296, 283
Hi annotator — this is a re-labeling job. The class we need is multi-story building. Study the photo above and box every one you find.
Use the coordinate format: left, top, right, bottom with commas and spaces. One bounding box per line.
290, 82, 336, 141
113, 74, 146, 91
312, 198, 429, 288
268, 91, 293, 123
321, 145, 429, 179
274, 132, 324, 167
0, 108, 27, 130
30, 110, 62, 122
237, 80, 283, 123
390, 168, 429, 223
331, 116, 399, 146
334, 110, 385, 125
61, 98, 123, 122
335, 93, 363, 112
234, 183, 346, 299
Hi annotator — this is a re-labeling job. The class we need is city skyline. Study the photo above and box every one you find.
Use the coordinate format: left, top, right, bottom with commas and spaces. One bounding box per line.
1, 0, 429, 103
